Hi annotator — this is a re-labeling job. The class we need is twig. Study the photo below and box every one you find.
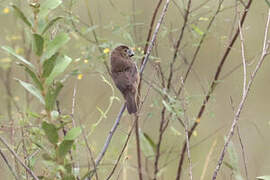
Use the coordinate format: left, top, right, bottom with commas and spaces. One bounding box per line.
175, 1, 253, 178
140, 0, 163, 67
212, 8, 270, 180
237, 19, 249, 180
154, 1, 192, 178
199, 139, 217, 180
134, 116, 143, 180
239, 18, 247, 96
94, 104, 126, 170
181, 90, 193, 180
237, 126, 249, 180
105, 121, 136, 180
80, 118, 98, 180
167, 0, 192, 90
0, 148, 19, 180
177, 0, 224, 96
0, 136, 39, 180
71, 82, 80, 180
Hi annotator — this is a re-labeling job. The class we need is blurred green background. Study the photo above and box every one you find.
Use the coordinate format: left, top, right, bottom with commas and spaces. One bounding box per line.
0, 0, 269, 179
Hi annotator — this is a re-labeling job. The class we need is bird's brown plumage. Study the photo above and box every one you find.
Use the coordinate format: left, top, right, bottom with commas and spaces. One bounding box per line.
110, 45, 139, 114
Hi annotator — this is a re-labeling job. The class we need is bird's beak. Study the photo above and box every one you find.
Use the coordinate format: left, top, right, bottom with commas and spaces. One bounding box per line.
127, 49, 135, 57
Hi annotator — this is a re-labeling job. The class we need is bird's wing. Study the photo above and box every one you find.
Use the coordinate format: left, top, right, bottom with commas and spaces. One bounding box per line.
112, 70, 134, 94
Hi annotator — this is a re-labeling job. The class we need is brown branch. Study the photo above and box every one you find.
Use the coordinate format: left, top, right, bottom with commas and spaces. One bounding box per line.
140, 0, 163, 67
0, 148, 19, 180
175, 0, 253, 179
177, 0, 224, 96
105, 121, 135, 180
0, 136, 39, 180
153, 0, 192, 178
167, 0, 192, 90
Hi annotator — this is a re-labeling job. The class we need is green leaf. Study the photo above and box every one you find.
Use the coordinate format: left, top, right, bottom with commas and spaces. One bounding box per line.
42, 121, 59, 144
257, 176, 270, 180
45, 55, 72, 85
17, 79, 45, 104
42, 53, 59, 78
143, 132, 156, 152
41, 33, 70, 62
191, 24, 204, 36
41, 17, 63, 35
226, 137, 243, 180
45, 82, 63, 111
19, 64, 43, 90
12, 5, 32, 28
33, 34, 44, 56
39, 0, 62, 19
2, 46, 35, 69
64, 127, 81, 141
57, 140, 74, 158
139, 129, 155, 157
265, 0, 270, 7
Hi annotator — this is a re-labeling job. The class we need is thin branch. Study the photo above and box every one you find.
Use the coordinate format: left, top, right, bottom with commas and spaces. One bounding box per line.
212, 8, 270, 180
140, 0, 163, 67
236, 126, 249, 180
167, 0, 192, 90
177, 0, 224, 96
70, 82, 81, 180
0, 136, 39, 180
181, 90, 193, 180
175, 0, 253, 178
153, 1, 192, 178
94, 104, 126, 169
239, 19, 247, 95
199, 139, 217, 180
0, 148, 19, 180
134, 116, 143, 180
105, 121, 136, 180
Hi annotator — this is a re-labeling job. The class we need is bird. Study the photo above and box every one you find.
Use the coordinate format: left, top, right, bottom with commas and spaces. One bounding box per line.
110, 45, 139, 114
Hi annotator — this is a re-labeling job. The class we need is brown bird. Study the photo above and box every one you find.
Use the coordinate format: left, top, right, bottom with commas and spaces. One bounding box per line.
110, 45, 139, 114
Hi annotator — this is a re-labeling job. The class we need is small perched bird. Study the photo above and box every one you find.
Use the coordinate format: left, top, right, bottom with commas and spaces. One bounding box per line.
110, 45, 139, 114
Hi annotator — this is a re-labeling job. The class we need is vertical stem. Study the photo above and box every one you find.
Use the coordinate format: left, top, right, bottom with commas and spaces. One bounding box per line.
135, 116, 143, 180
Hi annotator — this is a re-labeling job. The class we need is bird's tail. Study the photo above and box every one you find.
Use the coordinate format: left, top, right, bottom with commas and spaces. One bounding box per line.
125, 93, 137, 114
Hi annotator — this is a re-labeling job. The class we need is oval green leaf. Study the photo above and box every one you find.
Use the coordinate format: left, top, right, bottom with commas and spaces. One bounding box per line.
45, 55, 72, 85
42, 121, 59, 144
57, 140, 74, 158
12, 5, 32, 28
64, 127, 82, 141
2, 46, 35, 69
33, 34, 44, 56
17, 79, 45, 104
41, 33, 70, 62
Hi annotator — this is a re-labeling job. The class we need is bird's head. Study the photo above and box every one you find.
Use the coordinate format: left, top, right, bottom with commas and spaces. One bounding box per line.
113, 45, 134, 58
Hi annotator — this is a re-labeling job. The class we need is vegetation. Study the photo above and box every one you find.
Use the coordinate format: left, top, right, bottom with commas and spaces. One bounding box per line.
0, 0, 270, 180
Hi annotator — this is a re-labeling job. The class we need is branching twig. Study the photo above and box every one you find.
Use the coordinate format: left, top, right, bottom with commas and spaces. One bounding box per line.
0, 148, 19, 180
0, 136, 39, 180
177, 0, 224, 96
175, 1, 253, 178
181, 90, 193, 180
105, 121, 136, 180
212, 8, 270, 180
